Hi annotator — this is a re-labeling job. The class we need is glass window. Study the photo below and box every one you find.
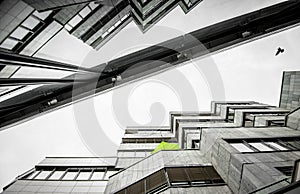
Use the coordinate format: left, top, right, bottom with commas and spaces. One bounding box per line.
91, 171, 105, 180
34, 171, 52, 179
127, 181, 145, 193
26, 171, 40, 179
68, 15, 82, 27
77, 171, 91, 180
79, 6, 91, 18
275, 166, 293, 176
62, 171, 78, 180
265, 142, 288, 151
22, 16, 40, 29
231, 143, 254, 152
48, 171, 65, 180
118, 166, 223, 193
167, 168, 189, 184
33, 10, 51, 20
104, 170, 118, 179
107, 25, 115, 32
115, 20, 121, 26
287, 141, 300, 150
249, 143, 274, 151
65, 24, 73, 31
121, 14, 128, 21
89, 2, 98, 10
101, 31, 109, 38
10, 27, 29, 40
226, 137, 300, 153
145, 169, 167, 192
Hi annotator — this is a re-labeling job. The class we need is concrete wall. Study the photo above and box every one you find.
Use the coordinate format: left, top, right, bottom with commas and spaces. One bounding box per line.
207, 127, 300, 194
286, 107, 300, 130
280, 71, 300, 110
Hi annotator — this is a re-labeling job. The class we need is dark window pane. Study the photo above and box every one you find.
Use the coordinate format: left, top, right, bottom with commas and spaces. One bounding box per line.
146, 169, 167, 192
166, 167, 188, 183
204, 166, 223, 181
115, 190, 126, 194
126, 180, 145, 194
276, 166, 293, 176
287, 141, 300, 150
186, 167, 208, 181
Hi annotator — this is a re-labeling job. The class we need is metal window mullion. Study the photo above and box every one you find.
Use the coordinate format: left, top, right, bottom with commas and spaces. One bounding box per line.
261, 140, 279, 151
184, 168, 192, 185
88, 169, 94, 180
19, 25, 34, 32
45, 168, 56, 180
252, 116, 256, 127
74, 169, 80, 180
7, 36, 23, 43
202, 167, 212, 183
31, 14, 43, 22
61, 169, 69, 180
32, 170, 41, 179
57, 169, 65, 180
277, 139, 295, 150
78, 13, 84, 20
164, 168, 171, 187
242, 140, 259, 152
144, 177, 146, 194
291, 139, 300, 149
87, 5, 93, 10
103, 168, 108, 180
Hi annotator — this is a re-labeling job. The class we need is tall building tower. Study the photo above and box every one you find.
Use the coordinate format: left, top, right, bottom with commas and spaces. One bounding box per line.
1, 0, 300, 129
21, 0, 204, 50
2, 71, 300, 193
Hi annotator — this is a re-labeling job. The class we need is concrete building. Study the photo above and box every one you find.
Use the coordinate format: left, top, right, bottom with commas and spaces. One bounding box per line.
280, 71, 300, 111
20, 0, 205, 50
1, 1, 300, 129
1, 1, 300, 192
2, 71, 300, 193
2, 157, 120, 193
0, 0, 64, 79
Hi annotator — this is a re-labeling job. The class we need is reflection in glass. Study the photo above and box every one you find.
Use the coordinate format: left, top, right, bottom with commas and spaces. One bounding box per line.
22, 16, 40, 29
249, 143, 274, 151
68, 15, 82, 27
34, 171, 52, 179
265, 142, 288, 151
10, 27, 29, 40
77, 171, 91, 180
231, 143, 254, 152
79, 6, 91, 18
48, 171, 64, 180
91, 171, 105, 180
62, 171, 78, 180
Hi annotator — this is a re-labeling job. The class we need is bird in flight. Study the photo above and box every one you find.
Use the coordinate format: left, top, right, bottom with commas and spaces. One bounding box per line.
275, 47, 284, 56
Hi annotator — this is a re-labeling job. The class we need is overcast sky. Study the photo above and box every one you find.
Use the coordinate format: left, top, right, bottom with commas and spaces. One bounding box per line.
1, 0, 299, 190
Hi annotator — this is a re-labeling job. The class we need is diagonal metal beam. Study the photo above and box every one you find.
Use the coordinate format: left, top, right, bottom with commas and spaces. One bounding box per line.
0, 51, 103, 74
1, 1, 300, 129
0, 78, 90, 86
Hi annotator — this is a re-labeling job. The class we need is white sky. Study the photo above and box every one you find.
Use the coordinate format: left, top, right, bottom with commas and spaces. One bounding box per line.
1, 0, 300, 190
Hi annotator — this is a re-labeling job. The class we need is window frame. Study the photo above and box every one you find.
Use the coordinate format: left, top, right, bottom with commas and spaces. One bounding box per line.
225, 136, 300, 153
